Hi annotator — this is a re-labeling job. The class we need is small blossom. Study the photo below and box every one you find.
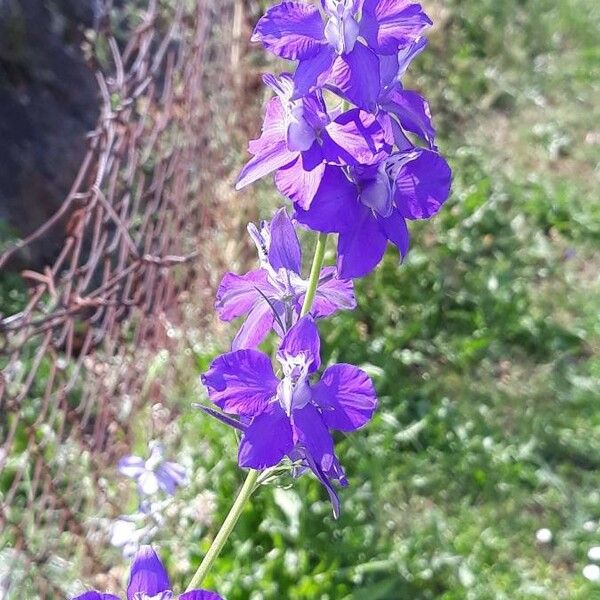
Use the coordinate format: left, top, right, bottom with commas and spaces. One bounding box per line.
588, 547, 600, 561
72, 545, 222, 600
201, 315, 377, 516
215, 208, 355, 349
118, 442, 188, 497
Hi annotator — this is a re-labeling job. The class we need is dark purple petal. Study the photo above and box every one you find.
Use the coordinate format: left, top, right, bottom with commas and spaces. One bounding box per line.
231, 300, 277, 350
313, 364, 377, 431
395, 36, 428, 77
201, 350, 278, 416
72, 593, 120, 600
179, 592, 224, 600
360, 0, 432, 54
117, 456, 145, 479
328, 42, 380, 111
380, 210, 410, 258
337, 206, 388, 278
294, 166, 360, 234
293, 46, 336, 99
394, 149, 452, 219
268, 208, 302, 274
237, 98, 297, 189
384, 88, 436, 148
238, 404, 294, 468
126, 546, 170, 600
303, 449, 347, 519
274, 155, 326, 209
278, 315, 321, 372
291, 403, 334, 470
322, 109, 392, 166
252, 2, 326, 60
310, 266, 356, 318
215, 269, 275, 321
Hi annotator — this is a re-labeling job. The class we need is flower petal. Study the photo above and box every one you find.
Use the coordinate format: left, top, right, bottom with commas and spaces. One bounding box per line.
117, 456, 145, 479
236, 98, 297, 189
215, 269, 274, 321
328, 42, 380, 110
313, 364, 377, 431
201, 350, 278, 416
337, 206, 388, 278
293, 45, 335, 99
292, 403, 334, 470
231, 299, 278, 350
302, 449, 347, 519
155, 462, 188, 495
278, 315, 321, 372
360, 0, 432, 54
238, 404, 294, 469
294, 166, 360, 234
268, 208, 302, 275
274, 154, 326, 210
137, 471, 160, 496
252, 1, 326, 60
322, 108, 392, 166
394, 149, 452, 219
380, 210, 410, 258
384, 88, 436, 148
180, 592, 224, 600
126, 546, 170, 600
310, 266, 356, 318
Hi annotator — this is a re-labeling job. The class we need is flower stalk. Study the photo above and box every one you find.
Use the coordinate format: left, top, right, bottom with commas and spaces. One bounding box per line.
301, 232, 328, 317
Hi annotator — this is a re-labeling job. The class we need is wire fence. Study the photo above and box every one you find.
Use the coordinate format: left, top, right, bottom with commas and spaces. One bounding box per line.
0, 1, 251, 596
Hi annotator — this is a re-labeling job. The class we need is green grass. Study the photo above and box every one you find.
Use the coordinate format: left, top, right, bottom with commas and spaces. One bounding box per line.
161, 1, 600, 598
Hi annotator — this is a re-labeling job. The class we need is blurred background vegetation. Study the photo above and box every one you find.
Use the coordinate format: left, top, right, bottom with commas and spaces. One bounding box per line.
1, 0, 599, 598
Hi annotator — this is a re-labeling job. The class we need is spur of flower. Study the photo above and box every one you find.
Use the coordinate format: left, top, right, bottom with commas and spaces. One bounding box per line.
251, 0, 431, 109
294, 147, 452, 278
215, 208, 355, 349
236, 72, 392, 209
118, 441, 188, 496
201, 315, 377, 514
73, 545, 222, 600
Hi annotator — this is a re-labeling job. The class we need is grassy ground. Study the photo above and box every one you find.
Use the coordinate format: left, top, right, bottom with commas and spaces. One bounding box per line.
164, 1, 600, 598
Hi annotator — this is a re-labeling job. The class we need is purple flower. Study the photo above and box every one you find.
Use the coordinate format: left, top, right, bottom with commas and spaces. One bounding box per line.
118, 442, 188, 497
251, 1, 431, 109
201, 315, 377, 516
294, 148, 452, 278
73, 545, 222, 600
216, 208, 355, 349
236, 73, 392, 208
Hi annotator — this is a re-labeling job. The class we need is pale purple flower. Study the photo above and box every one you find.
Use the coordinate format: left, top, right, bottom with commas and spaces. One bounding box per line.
294, 148, 452, 278
236, 73, 392, 208
216, 208, 355, 350
201, 315, 377, 516
251, 0, 431, 109
118, 442, 188, 497
72, 545, 222, 600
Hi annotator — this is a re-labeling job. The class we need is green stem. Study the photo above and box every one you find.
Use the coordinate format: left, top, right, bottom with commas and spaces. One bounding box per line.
186, 469, 259, 591
186, 232, 327, 591
301, 232, 328, 316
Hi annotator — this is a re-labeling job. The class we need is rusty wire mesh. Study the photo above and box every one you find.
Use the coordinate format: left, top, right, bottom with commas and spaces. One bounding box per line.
0, 0, 254, 596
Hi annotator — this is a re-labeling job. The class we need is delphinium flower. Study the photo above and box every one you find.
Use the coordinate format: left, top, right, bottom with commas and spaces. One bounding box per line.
201, 315, 377, 516
236, 72, 392, 208
216, 207, 355, 349
118, 441, 188, 496
73, 545, 222, 600
252, 0, 431, 109
294, 148, 451, 277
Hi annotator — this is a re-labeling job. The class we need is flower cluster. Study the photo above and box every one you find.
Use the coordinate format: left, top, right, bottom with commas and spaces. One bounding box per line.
73, 545, 221, 600
201, 0, 451, 515
237, 0, 452, 278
